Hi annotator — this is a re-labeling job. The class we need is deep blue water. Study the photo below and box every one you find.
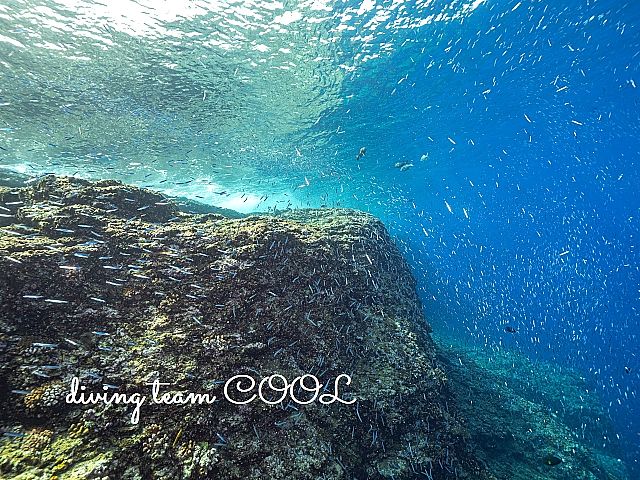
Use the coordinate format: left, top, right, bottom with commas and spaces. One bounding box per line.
1, 0, 639, 474
357, 0, 640, 471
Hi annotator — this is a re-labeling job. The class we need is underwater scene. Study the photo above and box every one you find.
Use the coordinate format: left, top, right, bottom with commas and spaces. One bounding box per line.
0, 0, 638, 479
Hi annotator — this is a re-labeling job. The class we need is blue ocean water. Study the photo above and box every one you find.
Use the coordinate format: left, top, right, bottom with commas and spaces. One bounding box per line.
1, 0, 639, 474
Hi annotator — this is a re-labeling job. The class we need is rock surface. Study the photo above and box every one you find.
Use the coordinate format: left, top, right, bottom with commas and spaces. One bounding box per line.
435, 337, 629, 480
0, 176, 488, 480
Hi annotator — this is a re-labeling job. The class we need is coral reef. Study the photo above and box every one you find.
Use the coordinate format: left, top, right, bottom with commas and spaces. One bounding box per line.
0, 176, 627, 479
0, 176, 487, 479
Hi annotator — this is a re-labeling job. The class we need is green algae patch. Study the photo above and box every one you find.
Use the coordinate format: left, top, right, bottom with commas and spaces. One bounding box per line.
0, 428, 111, 480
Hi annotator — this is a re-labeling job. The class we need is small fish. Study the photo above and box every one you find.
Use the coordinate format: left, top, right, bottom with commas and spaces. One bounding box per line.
173, 428, 183, 447
82, 371, 102, 379
44, 299, 68, 304
542, 455, 562, 466
420, 153, 429, 161
11, 390, 32, 395
2, 432, 27, 438
399, 163, 414, 172
394, 161, 407, 168
32, 343, 57, 348
356, 147, 367, 159
504, 326, 516, 333
23, 295, 43, 299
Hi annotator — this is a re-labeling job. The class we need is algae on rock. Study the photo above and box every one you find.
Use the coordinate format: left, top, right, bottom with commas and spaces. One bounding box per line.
0, 176, 487, 480
435, 337, 629, 480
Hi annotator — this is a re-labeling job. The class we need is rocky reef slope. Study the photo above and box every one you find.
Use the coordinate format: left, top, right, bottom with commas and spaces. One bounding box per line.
435, 337, 629, 480
0, 176, 487, 480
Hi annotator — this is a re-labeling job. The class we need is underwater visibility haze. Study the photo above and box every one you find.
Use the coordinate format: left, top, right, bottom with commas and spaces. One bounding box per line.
1, 0, 640, 478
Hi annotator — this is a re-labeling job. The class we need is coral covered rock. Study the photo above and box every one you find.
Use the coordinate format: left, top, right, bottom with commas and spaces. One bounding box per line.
0, 176, 486, 479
